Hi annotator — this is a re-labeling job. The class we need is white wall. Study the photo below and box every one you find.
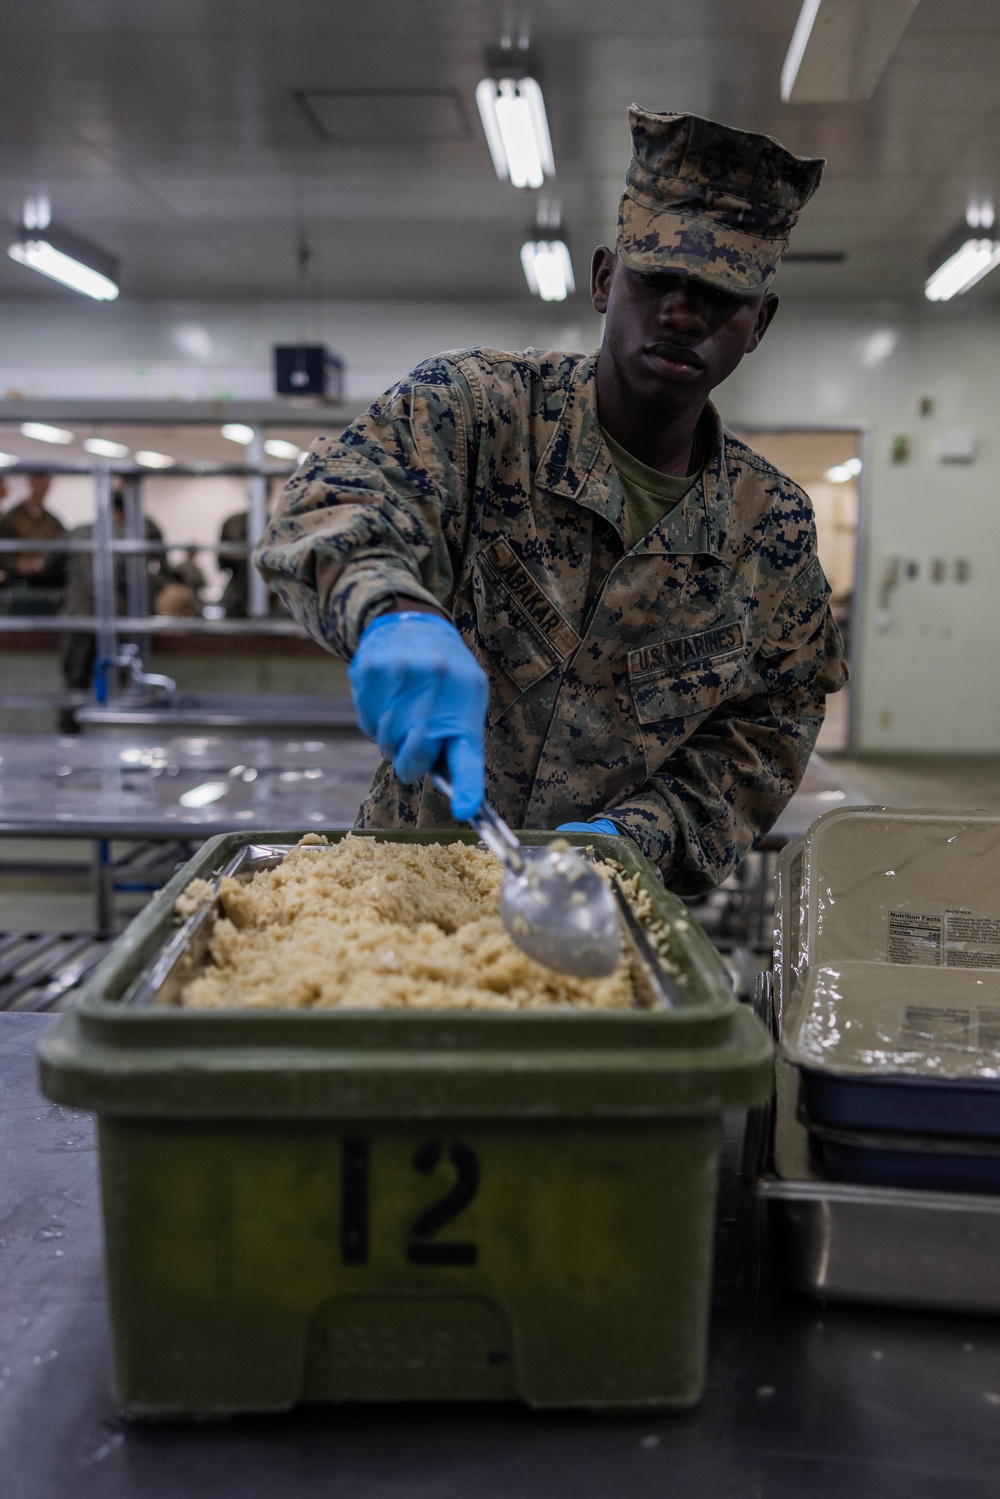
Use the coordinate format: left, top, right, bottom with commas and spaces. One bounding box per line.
715, 300, 1000, 755
2, 293, 999, 755
0, 298, 602, 405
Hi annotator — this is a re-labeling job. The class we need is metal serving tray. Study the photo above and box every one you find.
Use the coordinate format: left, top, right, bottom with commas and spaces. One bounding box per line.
799, 1065, 1000, 1140
758, 1175, 1000, 1314
807, 1118, 1000, 1196
123, 842, 288, 1008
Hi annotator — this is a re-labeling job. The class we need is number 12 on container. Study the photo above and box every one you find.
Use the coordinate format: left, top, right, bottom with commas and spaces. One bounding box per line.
340, 1136, 481, 1267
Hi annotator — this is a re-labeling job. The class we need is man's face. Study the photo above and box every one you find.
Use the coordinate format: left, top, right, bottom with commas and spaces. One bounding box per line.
26, 475, 51, 511
592, 248, 778, 409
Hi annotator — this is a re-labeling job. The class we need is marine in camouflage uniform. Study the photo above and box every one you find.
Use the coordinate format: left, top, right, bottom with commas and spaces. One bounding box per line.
0, 475, 67, 593
255, 109, 848, 893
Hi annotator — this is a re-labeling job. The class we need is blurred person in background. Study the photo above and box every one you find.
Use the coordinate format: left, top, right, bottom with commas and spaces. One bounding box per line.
158, 545, 206, 618
218, 509, 250, 617
0, 472, 67, 613
219, 498, 284, 617
173, 545, 207, 597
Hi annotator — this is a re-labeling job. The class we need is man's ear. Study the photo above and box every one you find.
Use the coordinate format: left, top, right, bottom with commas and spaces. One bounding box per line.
591, 246, 616, 314
746, 293, 779, 353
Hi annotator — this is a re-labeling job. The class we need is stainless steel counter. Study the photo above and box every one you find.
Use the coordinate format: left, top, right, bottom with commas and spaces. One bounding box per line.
0, 735, 858, 845
0, 732, 381, 838
4, 1013, 1000, 1499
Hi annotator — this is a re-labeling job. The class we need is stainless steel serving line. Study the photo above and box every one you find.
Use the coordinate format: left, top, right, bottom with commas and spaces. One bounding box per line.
0, 730, 381, 929
0, 739, 854, 843
0, 732, 381, 838
4, 1013, 999, 1499
0, 615, 305, 634
2, 730, 854, 956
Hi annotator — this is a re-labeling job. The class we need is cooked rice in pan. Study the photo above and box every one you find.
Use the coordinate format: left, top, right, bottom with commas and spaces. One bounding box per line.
176, 834, 634, 1011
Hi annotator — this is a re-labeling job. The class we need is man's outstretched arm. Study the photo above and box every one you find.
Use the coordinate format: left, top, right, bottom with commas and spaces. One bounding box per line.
254, 357, 478, 655
254, 359, 489, 818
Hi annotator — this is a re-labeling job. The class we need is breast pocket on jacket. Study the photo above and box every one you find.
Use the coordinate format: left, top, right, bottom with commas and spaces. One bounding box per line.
628, 621, 747, 773
471, 536, 580, 696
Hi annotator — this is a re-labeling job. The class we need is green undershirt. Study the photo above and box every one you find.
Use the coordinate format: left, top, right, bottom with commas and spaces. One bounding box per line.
602, 426, 700, 544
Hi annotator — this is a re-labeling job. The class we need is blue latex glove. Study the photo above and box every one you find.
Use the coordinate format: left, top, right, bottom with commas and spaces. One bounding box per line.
557, 819, 621, 837
349, 610, 488, 820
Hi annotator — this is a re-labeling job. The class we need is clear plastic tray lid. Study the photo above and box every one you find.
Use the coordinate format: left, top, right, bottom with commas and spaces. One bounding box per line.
792, 806, 1000, 976
783, 960, 1000, 1081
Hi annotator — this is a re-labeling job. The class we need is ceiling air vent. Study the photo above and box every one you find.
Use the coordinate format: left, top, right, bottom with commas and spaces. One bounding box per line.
295, 89, 471, 143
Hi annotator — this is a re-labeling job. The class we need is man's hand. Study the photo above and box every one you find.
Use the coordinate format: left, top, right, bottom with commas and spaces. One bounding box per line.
349, 611, 488, 820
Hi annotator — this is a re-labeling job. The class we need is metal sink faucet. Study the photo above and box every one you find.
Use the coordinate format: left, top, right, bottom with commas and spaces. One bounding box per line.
97, 644, 177, 702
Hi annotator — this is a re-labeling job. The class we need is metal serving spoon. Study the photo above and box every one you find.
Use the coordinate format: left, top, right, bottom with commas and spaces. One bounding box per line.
432, 767, 622, 979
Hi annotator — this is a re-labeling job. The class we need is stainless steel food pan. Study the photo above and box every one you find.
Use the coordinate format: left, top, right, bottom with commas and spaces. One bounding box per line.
758, 1175, 1000, 1314
126, 838, 689, 1013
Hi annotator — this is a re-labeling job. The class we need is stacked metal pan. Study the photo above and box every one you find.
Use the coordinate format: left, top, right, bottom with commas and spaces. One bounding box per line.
759, 807, 1000, 1312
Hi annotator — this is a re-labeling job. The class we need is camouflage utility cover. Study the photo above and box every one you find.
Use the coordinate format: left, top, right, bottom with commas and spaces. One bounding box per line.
618, 107, 825, 295
255, 349, 847, 894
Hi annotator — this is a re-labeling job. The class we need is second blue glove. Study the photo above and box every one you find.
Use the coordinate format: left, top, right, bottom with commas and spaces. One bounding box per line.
556, 819, 621, 837
348, 610, 489, 820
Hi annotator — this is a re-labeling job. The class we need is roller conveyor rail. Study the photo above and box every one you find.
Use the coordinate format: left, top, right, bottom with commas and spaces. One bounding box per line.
0, 930, 110, 1011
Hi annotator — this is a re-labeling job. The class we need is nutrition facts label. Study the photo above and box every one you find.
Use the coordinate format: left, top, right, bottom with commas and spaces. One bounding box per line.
888, 908, 1000, 968
888, 911, 944, 965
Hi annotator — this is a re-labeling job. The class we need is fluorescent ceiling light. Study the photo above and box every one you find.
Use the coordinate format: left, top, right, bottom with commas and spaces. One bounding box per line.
925, 239, 1000, 301
134, 450, 174, 469
0, 452, 17, 467
263, 438, 301, 460
8, 230, 119, 301
83, 437, 130, 459
476, 77, 554, 188
825, 457, 862, 484
967, 202, 995, 230
22, 195, 51, 231
178, 781, 229, 809
221, 423, 255, 445
20, 421, 73, 444
520, 240, 575, 302
780, 0, 920, 103
781, 0, 822, 101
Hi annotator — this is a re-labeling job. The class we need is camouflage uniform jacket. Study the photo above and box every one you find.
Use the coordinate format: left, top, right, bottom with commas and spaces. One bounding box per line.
0, 501, 67, 588
256, 348, 847, 893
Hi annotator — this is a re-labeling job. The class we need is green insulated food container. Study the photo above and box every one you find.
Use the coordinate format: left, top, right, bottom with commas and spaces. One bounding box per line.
38, 829, 772, 1416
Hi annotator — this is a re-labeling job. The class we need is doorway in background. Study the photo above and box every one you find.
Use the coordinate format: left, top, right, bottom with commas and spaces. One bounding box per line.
732, 427, 863, 756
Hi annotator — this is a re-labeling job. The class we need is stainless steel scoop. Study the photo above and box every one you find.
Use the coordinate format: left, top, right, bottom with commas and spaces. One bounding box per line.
432, 768, 622, 979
